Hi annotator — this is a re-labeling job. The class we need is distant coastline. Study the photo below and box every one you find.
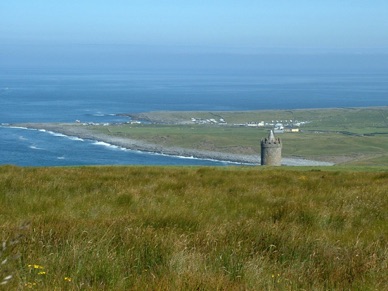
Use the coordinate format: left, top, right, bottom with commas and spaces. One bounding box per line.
10, 122, 334, 166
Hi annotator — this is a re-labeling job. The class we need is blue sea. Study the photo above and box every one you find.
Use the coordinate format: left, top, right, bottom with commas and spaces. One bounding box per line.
1, 69, 387, 166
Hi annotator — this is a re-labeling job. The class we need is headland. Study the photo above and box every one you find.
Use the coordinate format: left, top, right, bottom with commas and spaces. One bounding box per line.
10, 107, 388, 166
11, 122, 333, 165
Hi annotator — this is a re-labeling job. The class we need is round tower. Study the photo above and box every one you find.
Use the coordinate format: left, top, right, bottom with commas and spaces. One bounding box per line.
260, 130, 282, 166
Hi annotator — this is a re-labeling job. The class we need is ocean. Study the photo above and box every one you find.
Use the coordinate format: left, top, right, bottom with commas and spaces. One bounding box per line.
1, 69, 387, 166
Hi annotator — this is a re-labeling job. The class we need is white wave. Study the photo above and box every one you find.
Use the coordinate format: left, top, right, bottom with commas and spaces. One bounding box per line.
109, 145, 249, 165
149, 151, 249, 165
29, 145, 43, 150
41, 130, 85, 141
6, 126, 28, 130
93, 141, 122, 150
92, 141, 130, 152
22, 128, 85, 142
46, 131, 66, 137
68, 136, 84, 141
57, 156, 65, 160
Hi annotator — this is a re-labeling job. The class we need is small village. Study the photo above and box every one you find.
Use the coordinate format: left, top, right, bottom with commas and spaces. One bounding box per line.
78, 113, 311, 134
188, 117, 309, 133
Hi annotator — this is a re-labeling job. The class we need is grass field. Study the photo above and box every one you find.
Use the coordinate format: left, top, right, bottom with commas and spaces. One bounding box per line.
1, 165, 387, 290
94, 107, 388, 165
129, 107, 388, 129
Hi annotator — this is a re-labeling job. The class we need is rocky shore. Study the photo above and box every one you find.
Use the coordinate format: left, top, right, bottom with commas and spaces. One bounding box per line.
11, 123, 334, 166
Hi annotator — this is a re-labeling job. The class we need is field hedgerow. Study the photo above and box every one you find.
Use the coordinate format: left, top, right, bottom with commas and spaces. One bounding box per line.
0, 165, 387, 290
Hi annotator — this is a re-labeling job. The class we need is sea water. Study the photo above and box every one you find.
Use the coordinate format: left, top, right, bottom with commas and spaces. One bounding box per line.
1, 69, 387, 166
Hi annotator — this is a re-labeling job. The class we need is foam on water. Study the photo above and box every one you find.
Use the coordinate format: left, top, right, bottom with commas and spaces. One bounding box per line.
29, 145, 44, 150
68, 136, 84, 141
93, 141, 123, 150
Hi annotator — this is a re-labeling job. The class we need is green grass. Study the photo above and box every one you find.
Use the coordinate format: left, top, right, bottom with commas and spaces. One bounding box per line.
1, 165, 387, 289
95, 124, 262, 154
131, 107, 388, 129
282, 132, 388, 161
89, 107, 388, 165
91, 117, 388, 165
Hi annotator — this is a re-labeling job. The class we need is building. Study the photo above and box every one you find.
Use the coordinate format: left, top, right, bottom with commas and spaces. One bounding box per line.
260, 130, 282, 166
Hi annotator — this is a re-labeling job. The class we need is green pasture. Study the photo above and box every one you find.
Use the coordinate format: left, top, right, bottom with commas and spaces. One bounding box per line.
130, 107, 388, 130
1, 166, 387, 290
93, 125, 264, 155
92, 107, 388, 165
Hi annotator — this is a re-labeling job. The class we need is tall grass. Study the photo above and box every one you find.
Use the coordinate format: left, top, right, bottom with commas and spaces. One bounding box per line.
0, 165, 387, 289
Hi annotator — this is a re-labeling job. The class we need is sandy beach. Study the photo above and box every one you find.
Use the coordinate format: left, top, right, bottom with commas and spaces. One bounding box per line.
11, 123, 334, 166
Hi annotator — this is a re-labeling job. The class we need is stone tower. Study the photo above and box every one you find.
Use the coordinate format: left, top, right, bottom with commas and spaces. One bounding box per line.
260, 130, 282, 166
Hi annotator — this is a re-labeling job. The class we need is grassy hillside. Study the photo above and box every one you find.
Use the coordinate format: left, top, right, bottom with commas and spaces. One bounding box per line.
1, 165, 387, 290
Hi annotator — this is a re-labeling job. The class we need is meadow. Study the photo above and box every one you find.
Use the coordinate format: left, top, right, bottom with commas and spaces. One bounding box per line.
1, 165, 387, 290
96, 107, 388, 165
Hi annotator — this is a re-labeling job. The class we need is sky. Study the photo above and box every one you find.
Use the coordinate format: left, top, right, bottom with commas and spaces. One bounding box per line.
1, 1, 388, 70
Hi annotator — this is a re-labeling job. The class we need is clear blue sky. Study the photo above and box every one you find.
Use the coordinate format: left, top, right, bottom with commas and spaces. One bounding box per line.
1, 0, 388, 52
1, 1, 388, 71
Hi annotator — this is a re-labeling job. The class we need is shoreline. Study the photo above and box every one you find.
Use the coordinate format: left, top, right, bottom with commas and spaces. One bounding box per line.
8, 123, 334, 166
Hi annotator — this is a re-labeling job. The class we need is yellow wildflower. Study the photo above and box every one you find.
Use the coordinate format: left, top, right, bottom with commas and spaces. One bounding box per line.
38, 271, 46, 275
28, 264, 44, 269
25, 282, 37, 288
64, 277, 72, 282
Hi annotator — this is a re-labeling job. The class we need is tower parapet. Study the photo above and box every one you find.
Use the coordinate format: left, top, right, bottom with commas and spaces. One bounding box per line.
260, 130, 282, 166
